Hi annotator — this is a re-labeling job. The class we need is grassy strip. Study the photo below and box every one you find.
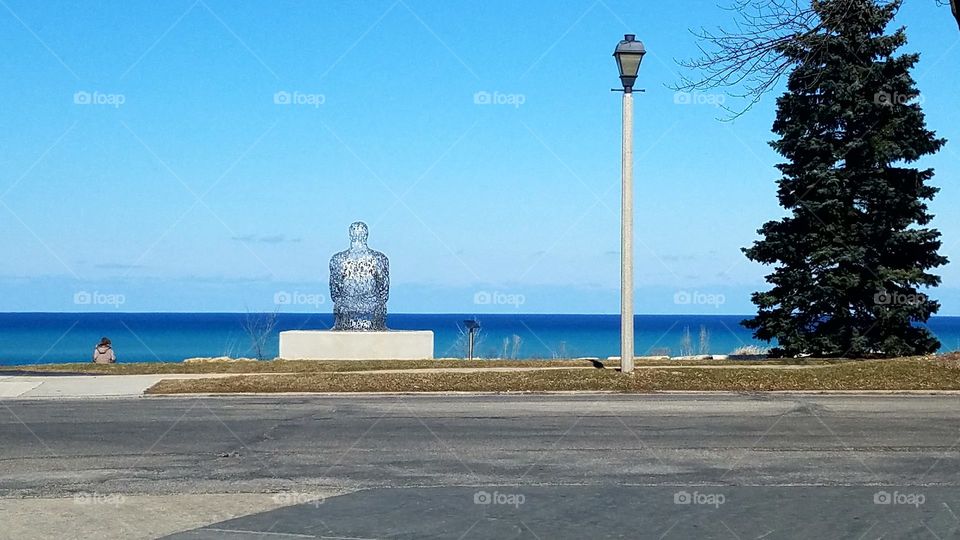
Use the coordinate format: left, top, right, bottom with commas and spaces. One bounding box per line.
145, 357, 960, 394
0, 357, 851, 375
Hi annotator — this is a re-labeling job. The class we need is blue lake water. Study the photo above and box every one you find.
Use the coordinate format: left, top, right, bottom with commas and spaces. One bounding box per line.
1, 313, 959, 365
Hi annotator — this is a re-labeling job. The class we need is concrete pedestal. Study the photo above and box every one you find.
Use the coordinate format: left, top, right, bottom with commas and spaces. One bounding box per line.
279, 330, 434, 360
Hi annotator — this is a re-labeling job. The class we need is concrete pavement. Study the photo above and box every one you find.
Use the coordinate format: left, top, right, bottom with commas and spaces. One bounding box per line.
0, 493, 310, 540
1, 394, 959, 538
166, 486, 960, 539
0, 373, 246, 399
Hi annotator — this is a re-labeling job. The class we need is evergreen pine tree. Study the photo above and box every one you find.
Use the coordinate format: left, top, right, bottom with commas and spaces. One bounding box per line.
743, 0, 947, 357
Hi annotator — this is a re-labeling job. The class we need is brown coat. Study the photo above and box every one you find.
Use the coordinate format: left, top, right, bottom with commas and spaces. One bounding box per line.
93, 345, 116, 364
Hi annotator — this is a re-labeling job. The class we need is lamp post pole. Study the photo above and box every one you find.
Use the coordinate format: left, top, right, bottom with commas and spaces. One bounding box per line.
620, 89, 634, 374
612, 33, 644, 374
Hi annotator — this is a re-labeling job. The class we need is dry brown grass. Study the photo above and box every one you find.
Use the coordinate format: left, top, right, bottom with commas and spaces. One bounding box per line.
144, 356, 960, 394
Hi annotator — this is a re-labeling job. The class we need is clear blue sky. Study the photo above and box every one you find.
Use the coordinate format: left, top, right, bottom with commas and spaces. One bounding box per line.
1, 0, 958, 314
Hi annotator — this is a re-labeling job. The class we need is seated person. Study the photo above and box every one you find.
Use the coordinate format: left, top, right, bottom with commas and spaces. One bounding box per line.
93, 337, 116, 364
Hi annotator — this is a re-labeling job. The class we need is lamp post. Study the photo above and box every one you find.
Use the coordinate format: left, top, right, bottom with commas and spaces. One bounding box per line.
463, 319, 480, 361
613, 34, 646, 374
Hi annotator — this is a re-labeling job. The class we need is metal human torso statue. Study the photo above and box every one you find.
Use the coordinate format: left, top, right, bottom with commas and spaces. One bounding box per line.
329, 222, 389, 331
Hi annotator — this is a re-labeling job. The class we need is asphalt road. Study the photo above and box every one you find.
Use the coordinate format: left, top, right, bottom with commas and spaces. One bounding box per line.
2, 394, 959, 538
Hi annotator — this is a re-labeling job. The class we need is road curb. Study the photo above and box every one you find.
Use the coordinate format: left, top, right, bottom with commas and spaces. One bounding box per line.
141, 389, 960, 398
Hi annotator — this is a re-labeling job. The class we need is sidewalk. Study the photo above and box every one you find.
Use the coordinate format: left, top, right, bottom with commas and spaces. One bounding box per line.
0, 492, 336, 540
0, 373, 239, 399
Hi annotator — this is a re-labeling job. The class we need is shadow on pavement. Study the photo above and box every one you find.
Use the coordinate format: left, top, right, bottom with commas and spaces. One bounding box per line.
163, 485, 958, 539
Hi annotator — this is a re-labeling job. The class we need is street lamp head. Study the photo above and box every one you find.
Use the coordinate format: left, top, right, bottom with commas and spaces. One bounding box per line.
613, 34, 646, 93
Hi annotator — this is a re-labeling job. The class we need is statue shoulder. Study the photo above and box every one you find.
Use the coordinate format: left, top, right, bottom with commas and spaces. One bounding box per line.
330, 250, 349, 266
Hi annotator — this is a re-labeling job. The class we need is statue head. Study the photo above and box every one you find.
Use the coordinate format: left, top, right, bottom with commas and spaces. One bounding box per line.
349, 221, 368, 246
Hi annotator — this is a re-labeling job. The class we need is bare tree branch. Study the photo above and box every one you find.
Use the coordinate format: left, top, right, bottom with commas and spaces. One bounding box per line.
674, 0, 959, 119
242, 310, 278, 361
